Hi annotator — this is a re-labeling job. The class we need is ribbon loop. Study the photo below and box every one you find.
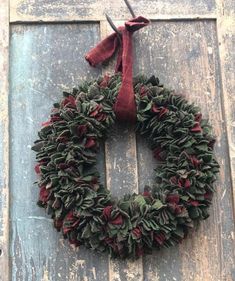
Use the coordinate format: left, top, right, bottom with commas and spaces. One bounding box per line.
85, 16, 149, 123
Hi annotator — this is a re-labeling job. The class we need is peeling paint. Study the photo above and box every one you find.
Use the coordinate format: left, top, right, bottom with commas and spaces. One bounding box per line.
9, 23, 109, 281
2, 2, 235, 281
10, 0, 217, 22
0, 0, 9, 280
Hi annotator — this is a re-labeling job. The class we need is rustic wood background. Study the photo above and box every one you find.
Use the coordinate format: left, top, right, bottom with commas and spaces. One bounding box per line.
0, 0, 234, 280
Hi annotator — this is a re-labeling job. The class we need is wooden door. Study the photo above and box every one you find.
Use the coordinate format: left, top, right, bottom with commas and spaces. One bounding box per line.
0, 0, 234, 280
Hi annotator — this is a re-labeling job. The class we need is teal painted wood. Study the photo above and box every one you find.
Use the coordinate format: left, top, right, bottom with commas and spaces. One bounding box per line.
8, 19, 235, 281
134, 21, 235, 280
0, 0, 9, 279
9, 23, 109, 281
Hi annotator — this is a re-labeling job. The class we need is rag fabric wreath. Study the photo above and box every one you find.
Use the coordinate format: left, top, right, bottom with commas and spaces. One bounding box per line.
32, 16, 219, 259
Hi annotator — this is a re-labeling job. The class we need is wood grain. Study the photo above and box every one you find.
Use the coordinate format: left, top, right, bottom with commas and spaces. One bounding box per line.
100, 20, 144, 281
10, 0, 216, 22
134, 20, 235, 281
7, 0, 235, 280
105, 122, 143, 281
0, 0, 9, 280
9, 23, 109, 281
216, 0, 235, 218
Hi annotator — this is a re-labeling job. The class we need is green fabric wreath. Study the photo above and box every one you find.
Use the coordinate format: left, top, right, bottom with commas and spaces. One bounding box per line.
32, 73, 219, 259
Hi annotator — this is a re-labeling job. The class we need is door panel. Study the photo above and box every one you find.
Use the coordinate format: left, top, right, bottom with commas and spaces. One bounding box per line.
0, 0, 234, 280
135, 20, 234, 281
9, 23, 109, 281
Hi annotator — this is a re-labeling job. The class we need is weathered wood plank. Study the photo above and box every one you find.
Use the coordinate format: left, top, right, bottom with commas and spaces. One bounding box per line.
8, 5, 235, 281
0, 0, 9, 280
10, 0, 216, 22
100, 20, 144, 281
9, 23, 109, 281
134, 20, 235, 281
216, 0, 235, 219
136, 137, 182, 281
105, 126, 143, 281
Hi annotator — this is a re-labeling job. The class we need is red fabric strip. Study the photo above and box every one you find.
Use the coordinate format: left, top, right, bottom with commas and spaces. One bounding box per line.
85, 16, 149, 123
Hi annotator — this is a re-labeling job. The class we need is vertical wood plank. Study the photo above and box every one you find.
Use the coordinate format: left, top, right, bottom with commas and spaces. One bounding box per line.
9, 23, 109, 281
0, 0, 9, 280
100, 20, 144, 281
136, 140, 182, 281
134, 21, 235, 281
134, 27, 183, 281
216, 0, 235, 217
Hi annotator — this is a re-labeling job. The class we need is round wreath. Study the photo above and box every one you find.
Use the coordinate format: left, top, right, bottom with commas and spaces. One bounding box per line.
32, 73, 219, 259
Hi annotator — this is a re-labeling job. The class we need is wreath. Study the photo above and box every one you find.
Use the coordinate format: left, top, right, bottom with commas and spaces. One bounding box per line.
32, 15, 219, 259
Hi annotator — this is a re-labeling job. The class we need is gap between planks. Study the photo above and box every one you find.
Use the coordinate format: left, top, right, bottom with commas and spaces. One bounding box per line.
9, 14, 218, 24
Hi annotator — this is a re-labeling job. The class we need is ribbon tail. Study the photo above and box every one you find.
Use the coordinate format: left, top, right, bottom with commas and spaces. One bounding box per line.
85, 32, 119, 67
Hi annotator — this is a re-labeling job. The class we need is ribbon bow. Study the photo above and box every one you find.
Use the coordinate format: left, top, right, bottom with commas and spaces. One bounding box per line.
85, 16, 149, 123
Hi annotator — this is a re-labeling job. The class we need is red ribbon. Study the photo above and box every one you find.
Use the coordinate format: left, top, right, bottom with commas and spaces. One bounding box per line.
85, 16, 149, 123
